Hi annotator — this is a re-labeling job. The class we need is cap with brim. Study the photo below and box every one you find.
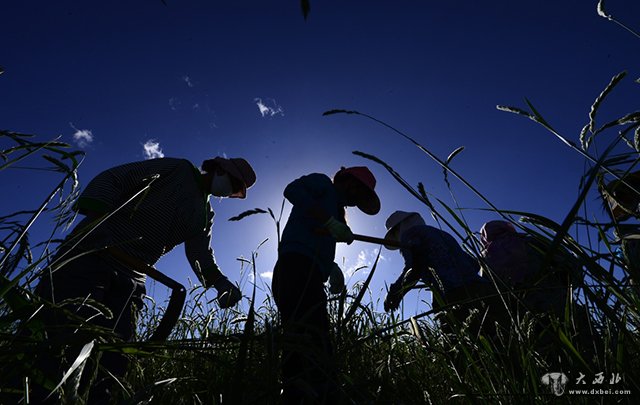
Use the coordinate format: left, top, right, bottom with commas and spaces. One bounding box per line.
335, 166, 380, 215
204, 157, 256, 199
384, 211, 424, 250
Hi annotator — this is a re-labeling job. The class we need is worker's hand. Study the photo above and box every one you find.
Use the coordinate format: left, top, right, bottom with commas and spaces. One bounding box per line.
213, 277, 242, 308
384, 280, 404, 312
201, 263, 224, 288
328, 262, 345, 295
324, 217, 354, 244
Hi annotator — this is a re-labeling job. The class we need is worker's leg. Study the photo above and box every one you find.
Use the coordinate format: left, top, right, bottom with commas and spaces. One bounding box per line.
32, 253, 144, 403
273, 252, 333, 404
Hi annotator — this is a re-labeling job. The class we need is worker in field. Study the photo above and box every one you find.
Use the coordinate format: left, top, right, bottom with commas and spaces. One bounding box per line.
479, 219, 592, 366
479, 220, 576, 319
382, 211, 493, 334
33, 156, 256, 404
272, 166, 380, 404
601, 170, 640, 291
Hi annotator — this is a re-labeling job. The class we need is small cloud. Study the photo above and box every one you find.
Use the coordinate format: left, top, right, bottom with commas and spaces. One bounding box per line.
254, 97, 284, 117
73, 129, 94, 148
181, 75, 194, 87
346, 248, 385, 277
69, 122, 93, 148
143, 139, 164, 159
192, 103, 200, 110
169, 97, 180, 111
260, 271, 273, 280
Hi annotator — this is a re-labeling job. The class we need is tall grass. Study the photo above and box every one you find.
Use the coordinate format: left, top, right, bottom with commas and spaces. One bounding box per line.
0, 131, 87, 403
3, 93, 639, 403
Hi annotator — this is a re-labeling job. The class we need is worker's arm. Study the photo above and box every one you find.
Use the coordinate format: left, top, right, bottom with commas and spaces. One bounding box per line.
384, 240, 430, 312
184, 205, 241, 308
384, 265, 417, 312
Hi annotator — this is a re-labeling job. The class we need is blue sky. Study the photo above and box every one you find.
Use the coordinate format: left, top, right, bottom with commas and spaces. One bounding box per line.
2, 1, 639, 318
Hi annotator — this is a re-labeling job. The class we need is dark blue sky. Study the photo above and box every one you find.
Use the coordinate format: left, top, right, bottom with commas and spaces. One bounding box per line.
2, 1, 639, 315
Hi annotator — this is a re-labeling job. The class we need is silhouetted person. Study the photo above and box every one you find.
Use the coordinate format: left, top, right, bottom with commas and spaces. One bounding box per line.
601, 171, 640, 291
383, 211, 492, 335
32, 156, 256, 404
480, 220, 590, 368
480, 220, 570, 319
272, 166, 380, 404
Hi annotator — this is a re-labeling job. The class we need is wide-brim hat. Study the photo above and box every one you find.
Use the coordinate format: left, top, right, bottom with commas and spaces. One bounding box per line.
334, 166, 380, 215
480, 220, 516, 245
203, 157, 256, 199
384, 211, 424, 250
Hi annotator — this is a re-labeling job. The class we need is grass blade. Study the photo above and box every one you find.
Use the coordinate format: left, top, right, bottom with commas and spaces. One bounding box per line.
46, 340, 95, 400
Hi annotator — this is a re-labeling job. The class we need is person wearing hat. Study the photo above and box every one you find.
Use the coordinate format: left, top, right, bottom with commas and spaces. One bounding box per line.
479, 220, 592, 368
33, 156, 256, 404
479, 220, 574, 314
272, 166, 380, 403
382, 211, 491, 333
601, 171, 640, 293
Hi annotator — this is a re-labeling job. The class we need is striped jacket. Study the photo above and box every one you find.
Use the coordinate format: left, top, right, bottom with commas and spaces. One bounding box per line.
68, 158, 222, 284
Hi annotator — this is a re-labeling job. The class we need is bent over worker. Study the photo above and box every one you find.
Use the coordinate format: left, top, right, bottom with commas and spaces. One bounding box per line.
272, 166, 380, 404
33, 156, 256, 404
383, 211, 492, 334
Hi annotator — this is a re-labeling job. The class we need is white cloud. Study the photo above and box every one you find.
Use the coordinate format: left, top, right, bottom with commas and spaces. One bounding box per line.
346, 248, 386, 278
73, 129, 93, 148
182, 75, 194, 87
260, 271, 273, 280
69, 122, 93, 148
254, 97, 284, 117
142, 139, 164, 159
169, 97, 180, 111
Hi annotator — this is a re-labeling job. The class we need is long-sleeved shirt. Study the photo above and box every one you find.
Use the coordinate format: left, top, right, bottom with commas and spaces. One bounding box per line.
65, 158, 221, 284
278, 173, 346, 280
398, 225, 484, 295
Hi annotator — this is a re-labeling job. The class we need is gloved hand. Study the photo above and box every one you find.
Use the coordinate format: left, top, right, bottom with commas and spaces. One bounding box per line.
383, 280, 404, 312
213, 276, 242, 308
328, 262, 345, 295
324, 217, 354, 244
201, 263, 223, 289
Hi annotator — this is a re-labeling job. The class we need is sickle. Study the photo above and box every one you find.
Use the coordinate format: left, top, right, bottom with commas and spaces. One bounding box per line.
105, 248, 186, 342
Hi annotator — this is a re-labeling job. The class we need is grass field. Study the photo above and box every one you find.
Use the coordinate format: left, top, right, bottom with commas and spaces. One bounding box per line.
2, 6, 640, 401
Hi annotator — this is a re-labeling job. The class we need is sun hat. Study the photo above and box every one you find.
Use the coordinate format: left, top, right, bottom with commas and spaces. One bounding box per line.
480, 220, 516, 246
334, 166, 380, 215
602, 170, 640, 221
202, 157, 256, 199
384, 211, 425, 250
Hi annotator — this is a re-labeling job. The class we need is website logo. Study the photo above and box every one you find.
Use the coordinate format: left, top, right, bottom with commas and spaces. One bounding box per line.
541, 372, 569, 397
